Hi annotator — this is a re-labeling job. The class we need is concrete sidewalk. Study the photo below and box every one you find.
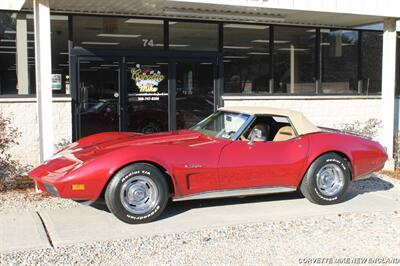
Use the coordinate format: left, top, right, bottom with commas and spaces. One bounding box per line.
1, 179, 400, 253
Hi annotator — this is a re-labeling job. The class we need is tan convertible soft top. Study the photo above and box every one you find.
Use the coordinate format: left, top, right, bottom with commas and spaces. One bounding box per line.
219, 106, 321, 135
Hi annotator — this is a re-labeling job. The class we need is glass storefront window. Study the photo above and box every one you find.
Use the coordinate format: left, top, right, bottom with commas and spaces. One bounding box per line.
274, 26, 316, 94
320, 29, 359, 94
169, 22, 218, 51
73, 16, 164, 50
0, 12, 33, 95
362, 31, 382, 95
223, 24, 270, 94
176, 61, 215, 128
28, 14, 69, 94
0, 12, 70, 95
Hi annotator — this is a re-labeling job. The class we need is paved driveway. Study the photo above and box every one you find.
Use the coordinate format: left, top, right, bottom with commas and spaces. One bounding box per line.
1, 176, 399, 253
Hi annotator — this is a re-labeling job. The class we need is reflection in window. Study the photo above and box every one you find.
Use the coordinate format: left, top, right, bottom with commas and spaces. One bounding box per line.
169, 22, 218, 51
223, 24, 270, 94
0, 12, 33, 95
320, 29, 359, 94
0, 12, 69, 95
362, 31, 382, 94
274, 26, 316, 94
29, 15, 69, 94
176, 61, 214, 128
73, 16, 164, 50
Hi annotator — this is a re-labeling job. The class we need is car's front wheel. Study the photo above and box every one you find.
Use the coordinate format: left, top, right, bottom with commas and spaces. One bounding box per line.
105, 163, 169, 224
300, 153, 350, 205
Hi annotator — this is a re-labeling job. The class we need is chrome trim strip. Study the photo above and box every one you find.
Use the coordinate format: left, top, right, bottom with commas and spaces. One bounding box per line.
173, 186, 297, 202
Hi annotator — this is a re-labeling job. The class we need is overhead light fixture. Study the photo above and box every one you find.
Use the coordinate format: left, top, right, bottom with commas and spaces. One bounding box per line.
223, 45, 252, 49
4, 30, 34, 35
0, 51, 16, 54
223, 60, 231, 63
251, 39, 289, 44
100, 64, 119, 67
224, 55, 248, 59
0, 39, 16, 42
224, 24, 269, 30
169, 44, 190, 47
81, 41, 120, 45
248, 52, 269, 55
306, 29, 331, 33
97, 33, 141, 38
320, 42, 330, 46
278, 48, 309, 51
59, 52, 69, 55
164, 9, 284, 23
0, 46, 16, 49
156, 62, 168, 65
200, 62, 213, 65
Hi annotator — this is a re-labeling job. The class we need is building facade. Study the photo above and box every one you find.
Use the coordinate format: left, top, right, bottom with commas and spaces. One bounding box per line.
0, 0, 399, 169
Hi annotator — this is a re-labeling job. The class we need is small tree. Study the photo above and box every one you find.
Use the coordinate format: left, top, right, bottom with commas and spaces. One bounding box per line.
0, 113, 30, 190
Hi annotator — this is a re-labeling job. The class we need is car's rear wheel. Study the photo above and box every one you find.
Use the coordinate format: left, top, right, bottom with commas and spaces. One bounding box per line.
105, 163, 168, 224
300, 153, 350, 205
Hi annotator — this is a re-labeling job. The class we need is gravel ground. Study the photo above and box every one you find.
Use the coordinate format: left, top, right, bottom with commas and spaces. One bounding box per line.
0, 188, 79, 214
1, 211, 399, 265
0, 174, 399, 265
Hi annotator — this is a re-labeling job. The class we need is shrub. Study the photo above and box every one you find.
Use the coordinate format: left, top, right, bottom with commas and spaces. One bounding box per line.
335, 118, 382, 139
0, 113, 32, 191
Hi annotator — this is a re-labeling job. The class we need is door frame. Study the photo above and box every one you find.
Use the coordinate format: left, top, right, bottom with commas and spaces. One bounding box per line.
70, 47, 223, 140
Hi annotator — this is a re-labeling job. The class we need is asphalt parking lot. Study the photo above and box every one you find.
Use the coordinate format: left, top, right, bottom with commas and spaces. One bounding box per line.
1, 175, 399, 254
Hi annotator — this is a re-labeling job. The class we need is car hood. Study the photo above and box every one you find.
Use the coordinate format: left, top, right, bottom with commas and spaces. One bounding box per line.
61, 129, 206, 162
29, 130, 207, 180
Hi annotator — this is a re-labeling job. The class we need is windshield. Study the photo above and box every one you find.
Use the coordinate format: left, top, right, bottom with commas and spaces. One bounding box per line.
191, 111, 251, 139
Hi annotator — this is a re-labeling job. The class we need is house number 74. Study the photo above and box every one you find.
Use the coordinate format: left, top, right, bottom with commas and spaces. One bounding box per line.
142, 39, 154, 47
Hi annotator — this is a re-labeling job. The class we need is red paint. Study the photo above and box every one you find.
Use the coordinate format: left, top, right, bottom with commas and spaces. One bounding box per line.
29, 129, 388, 201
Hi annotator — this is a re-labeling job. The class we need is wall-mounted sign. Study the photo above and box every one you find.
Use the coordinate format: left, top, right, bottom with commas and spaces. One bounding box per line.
131, 64, 165, 93
52, 74, 62, 91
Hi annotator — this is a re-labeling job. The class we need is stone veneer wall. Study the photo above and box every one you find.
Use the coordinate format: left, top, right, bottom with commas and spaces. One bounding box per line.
0, 97, 72, 167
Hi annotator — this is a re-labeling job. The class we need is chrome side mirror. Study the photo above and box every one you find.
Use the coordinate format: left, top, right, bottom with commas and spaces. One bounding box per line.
248, 128, 262, 145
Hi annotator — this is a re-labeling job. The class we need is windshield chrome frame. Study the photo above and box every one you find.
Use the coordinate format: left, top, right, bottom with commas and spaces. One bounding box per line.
190, 111, 255, 141
231, 114, 255, 140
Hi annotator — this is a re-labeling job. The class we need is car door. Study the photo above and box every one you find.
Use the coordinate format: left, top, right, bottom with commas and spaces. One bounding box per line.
218, 136, 309, 190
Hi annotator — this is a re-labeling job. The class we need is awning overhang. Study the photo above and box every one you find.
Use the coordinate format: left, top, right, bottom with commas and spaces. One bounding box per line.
20, 0, 400, 28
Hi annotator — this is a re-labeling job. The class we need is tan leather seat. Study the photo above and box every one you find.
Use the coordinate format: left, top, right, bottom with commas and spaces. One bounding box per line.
273, 126, 295, 141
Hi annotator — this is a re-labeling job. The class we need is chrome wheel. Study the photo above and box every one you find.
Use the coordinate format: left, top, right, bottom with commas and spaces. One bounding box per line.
316, 163, 345, 197
120, 175, 159, 215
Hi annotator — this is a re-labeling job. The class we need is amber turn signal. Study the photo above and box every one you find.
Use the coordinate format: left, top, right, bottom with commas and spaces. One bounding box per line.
71, 184, 85, 190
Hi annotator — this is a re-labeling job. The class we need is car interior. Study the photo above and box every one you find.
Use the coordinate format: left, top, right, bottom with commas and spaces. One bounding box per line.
241, 115, 296, 142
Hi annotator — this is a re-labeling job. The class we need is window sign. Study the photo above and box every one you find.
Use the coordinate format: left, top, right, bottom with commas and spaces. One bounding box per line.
52, 74, 62, 91
130, 64, 165, 93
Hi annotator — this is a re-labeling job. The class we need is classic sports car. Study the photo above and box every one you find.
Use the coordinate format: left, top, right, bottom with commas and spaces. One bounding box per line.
29, 106, 388, 224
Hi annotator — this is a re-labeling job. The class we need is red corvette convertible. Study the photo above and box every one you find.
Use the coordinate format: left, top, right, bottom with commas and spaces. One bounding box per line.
29, 106, 388, 224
